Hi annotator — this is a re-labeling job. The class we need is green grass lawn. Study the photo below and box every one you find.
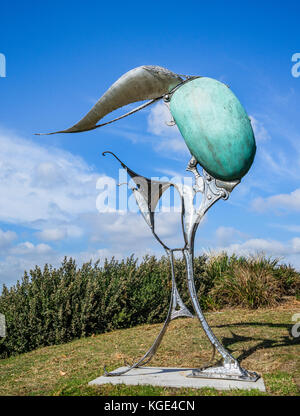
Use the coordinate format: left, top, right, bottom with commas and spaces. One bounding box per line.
0, 298, 299, 396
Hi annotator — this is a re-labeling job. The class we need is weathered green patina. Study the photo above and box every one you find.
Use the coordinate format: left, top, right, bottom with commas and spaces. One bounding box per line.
170, 77, 256, 181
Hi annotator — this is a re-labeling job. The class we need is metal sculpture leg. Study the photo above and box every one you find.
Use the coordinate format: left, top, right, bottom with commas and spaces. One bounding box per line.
183, 248, 258, 381
177, 158, 259, 381
103, 249, 193, 376
102, 152, 260, 382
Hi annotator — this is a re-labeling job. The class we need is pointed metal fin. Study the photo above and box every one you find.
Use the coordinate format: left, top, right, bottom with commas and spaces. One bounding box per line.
102, 151, 172, 229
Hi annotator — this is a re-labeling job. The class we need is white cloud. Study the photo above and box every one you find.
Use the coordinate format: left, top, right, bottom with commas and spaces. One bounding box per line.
215, 226, 248, 246
32, 162, 67, 188
0, 229, 17, 249
147, 102, 189, 156
0, 128, 99, 225
252, 188, 300, 213
0, 128, 193, 286
210, 237, 300, 268
0, 237, 159, 288
83, 210, 185, 250
291, 237, 300, 252
0, 240, 56, 287
36, 228, 66, 241
249, 116, 271, 142
10, 241, 52, 256
0, 128, 108, 286
36, 225, 83, 242
204, 223, 300, 269
257, 147, 298, 180
147, 101, 177, 136
73, 248, 127, 265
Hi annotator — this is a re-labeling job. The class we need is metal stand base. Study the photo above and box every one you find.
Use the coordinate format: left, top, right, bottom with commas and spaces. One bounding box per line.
188, 365, 260, 382
89, 366, 266, 392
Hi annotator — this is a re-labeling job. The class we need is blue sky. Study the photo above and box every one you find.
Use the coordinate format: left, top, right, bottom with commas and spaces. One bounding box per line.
0, 0, 300, 287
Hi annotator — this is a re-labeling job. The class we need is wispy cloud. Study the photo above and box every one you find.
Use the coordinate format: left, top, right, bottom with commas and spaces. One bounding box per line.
250, 116, 271, 142
147, 101, 190, 157
35, 225, 83, 242
252, 188, 300, 213
0, 229, 17, 249
215, 226, 249, 246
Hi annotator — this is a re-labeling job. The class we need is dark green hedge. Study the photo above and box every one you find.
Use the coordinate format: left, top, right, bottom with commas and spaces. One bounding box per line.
0, 253, 299, 358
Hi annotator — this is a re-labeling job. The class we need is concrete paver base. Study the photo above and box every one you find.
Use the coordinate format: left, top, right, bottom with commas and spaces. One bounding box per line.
89, 366, 266, 392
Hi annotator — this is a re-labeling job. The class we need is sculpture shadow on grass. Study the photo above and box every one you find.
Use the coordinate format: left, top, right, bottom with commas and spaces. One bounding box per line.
211, 322, 299, 363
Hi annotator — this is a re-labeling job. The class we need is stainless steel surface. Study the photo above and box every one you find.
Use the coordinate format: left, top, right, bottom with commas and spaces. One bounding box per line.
104, 248, 193, 377
38, 62, 259, 382
102, 152, 259, 382
188, 365, 259, 382
38, 65, 183, 135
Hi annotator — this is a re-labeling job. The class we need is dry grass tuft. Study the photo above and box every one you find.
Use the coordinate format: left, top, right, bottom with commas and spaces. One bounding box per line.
210, 259, 282, 309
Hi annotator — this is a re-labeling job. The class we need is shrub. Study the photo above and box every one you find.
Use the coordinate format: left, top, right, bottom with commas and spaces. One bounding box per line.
273, 263, 300, 296
0, 255, 183, 358
0, 253, 298, 358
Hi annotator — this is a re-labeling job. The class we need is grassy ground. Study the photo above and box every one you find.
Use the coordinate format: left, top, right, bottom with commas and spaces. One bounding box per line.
0, 298, 299, 396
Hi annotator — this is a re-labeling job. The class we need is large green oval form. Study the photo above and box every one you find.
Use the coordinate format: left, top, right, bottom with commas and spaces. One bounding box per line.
169, 77, 256, 181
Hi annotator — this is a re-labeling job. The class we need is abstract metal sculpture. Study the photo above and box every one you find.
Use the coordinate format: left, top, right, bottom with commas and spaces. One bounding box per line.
39, 65, 258, 381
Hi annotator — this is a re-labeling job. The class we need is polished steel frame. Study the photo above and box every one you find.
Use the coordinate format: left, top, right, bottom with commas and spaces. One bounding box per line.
102, 150, 259, 382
